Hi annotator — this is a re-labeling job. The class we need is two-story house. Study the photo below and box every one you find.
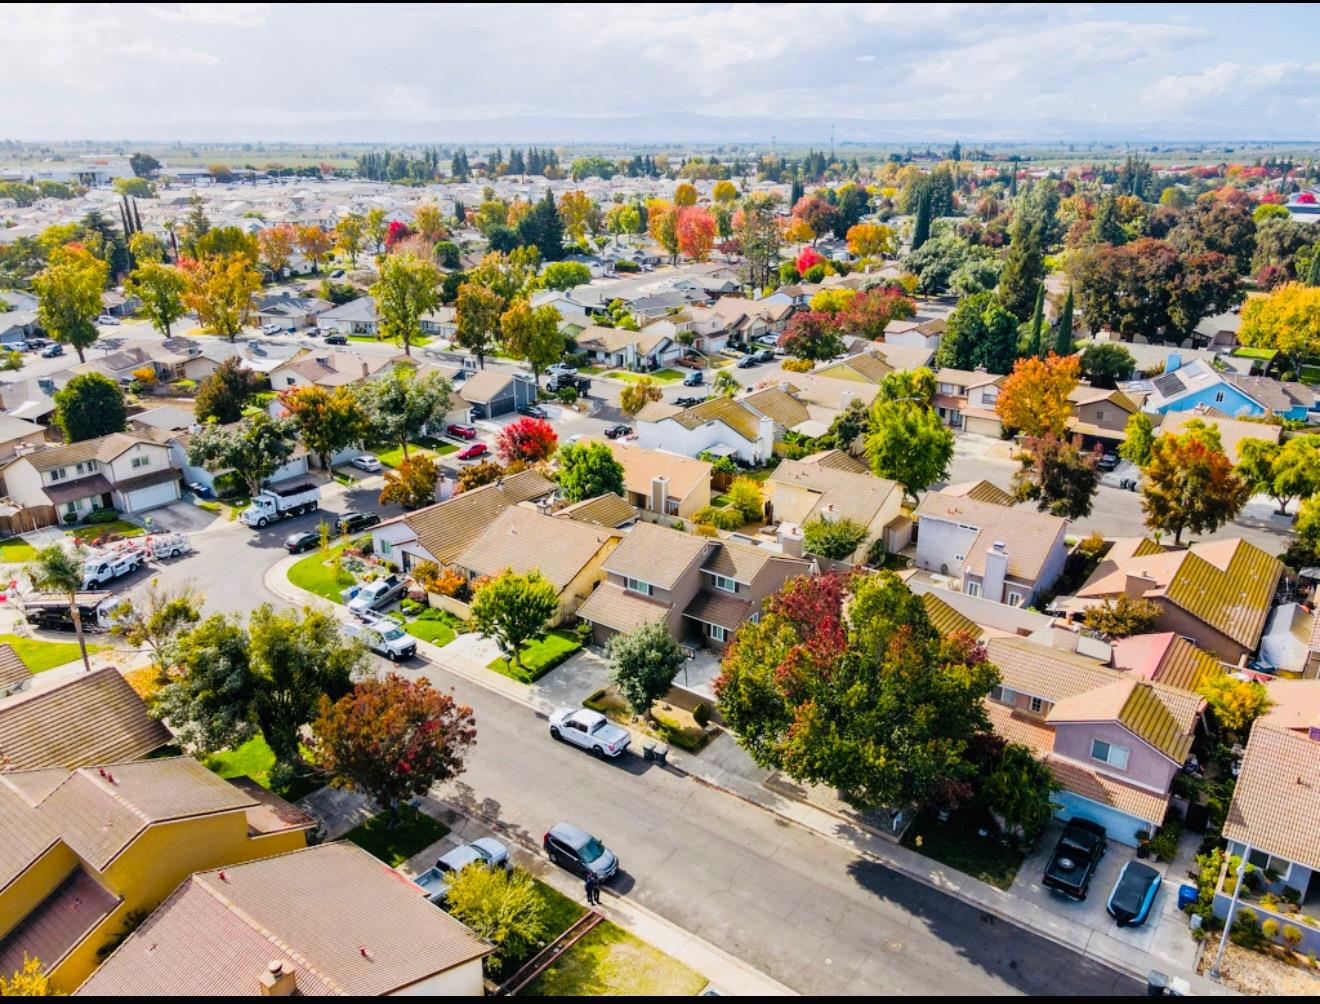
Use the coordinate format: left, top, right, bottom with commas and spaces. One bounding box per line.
0, 414, 46, 463
932, 368, 1000, 430
914, 491, 1070, 607
1066, 385, 1141, 450
576, 521, 814, 652
958, 375, 1009, 437
635, 396, 776, 464
0, 433, 182, 521
581, 438, 711, 519
984, 636, 1204, 845
0, 757, 313, 993
768, 450, 906, 561
884, 317, 947, 351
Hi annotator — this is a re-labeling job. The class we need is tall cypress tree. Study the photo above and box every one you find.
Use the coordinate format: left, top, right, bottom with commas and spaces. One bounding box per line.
912, 190, 931, 251
1009, 169, 1018, 198
1055, 289, 1074, 356
789, 175, 804, 207
999, 216, 1044, 321
1026, 283, 1045, 357
1307, 244, 1320, 287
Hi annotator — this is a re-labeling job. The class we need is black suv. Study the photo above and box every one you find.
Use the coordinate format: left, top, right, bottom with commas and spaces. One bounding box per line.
336, 510, 382, 535
1042, 818, 1107, 900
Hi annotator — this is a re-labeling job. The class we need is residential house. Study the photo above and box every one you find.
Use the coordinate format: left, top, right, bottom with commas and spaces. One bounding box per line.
885, 317, 946, 351
254, 291, 333, 331
1157, 408, 1281, 464
370, 469, 557, 572
99, 290, 140, 319
581, 438, 711, 519
740, 383, 825, 441
575, 324, 681, 370
1062, 537, 1284, 664
1, 432, 182, 520
457, 369, 537, 419
909, 580, 1062, 645
1256, 602, 1316, 674
0, 757, 313, 993
1141, 358, 1315, 421
420, 304, 457, 338
1109, 632, 1228, 692
914, 491, 1070, 607
768, 450, 906, 559
1066, 385, 1141, 450
318, 296, 378, 336
635, 396, 775, 464
0, 645, 29, 700
0, 309, 38, 348
267, 349, 393, 391
0, 377, 62, 425
451, 505, 621, 624
0, 667, 171, 770
1192, 308, 1242, 350
557, 492, 639, 529
73, 346, 160, 385
812, 345, 936, 385
0, 414, 46, 463
941, 479, 1016, 507
984, 636, 1203, 845
576, 521, 814, 653
932, 368, 1001, 430
958, 375, 1008, 437
77, 843, 490, 997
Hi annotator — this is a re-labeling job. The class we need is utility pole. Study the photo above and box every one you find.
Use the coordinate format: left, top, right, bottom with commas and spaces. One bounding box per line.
1210, 843, 1251, 981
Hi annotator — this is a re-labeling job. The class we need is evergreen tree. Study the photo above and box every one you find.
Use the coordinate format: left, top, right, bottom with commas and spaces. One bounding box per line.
1308, 245, 1320, 287
1009, 170, 1018, 198
1089, 194, 1127, 246
1055, 289, 1075, 355
911, 190, 931, 251
998, 215, 1044, 321
789, 175, 804, 207
1026, 283, 1045, 357
517, 190, 564, 261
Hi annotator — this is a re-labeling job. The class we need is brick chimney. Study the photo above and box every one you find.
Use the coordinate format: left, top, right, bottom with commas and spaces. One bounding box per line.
259, 960, 297, 997
778, 521, 804, 558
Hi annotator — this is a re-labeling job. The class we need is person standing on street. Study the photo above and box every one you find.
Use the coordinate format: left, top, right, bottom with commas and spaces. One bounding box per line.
584, 873, 598, 907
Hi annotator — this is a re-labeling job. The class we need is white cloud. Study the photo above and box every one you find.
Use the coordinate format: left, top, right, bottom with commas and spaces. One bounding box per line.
148, 3, 270, 26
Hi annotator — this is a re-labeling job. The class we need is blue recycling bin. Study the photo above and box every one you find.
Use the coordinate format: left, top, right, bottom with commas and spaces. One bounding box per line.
1177, 884, 1198, 911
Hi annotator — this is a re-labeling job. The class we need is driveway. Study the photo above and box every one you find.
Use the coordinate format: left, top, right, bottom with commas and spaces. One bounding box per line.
136, 500, 223, 534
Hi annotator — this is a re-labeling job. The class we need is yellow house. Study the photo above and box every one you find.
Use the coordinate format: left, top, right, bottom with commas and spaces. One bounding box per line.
767, 450, 905, 561
0, 757, 314, 993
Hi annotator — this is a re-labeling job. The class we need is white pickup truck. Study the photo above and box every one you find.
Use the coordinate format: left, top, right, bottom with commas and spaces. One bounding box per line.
81, 550, 143, 589
240, 482, 321, 528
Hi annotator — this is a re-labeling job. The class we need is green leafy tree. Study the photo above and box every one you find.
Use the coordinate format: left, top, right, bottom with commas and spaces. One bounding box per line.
1082, 594, 1163, 639
27, 545, 94, 673
54, 372, 127, 442
1079, 342, 1136, 389
370, 252, 441, 357
1055, 288, 1075, 354
607, 619, 686, 720
1237, 435, 1320, 515
726, 477, 764, 523
712, 370, 740, 397
540, 261, 592, 291
110, 579, 203, 673
278, 384, 368, 470
978, 743, 1059, 845
516, 190, 565, 261
471, 569, 559, 671
310, 672, 476, 821
185, 413, 297, 497
150, 613, 254, 752
125, 261, 188, 337
454, 281, 505, 369
130, 152, 161, 178
1119, 411, 1156, 467
33, 245, 108, 363
500, 299, 564, 387
355, 367, 450, 462
1024, 283, 1045, 357
716, 570, 998, 810
865, 398, 953, 503
444, 866, 546, 976
1012, 434, 1100, 519
557, 441, 625, 502
934, 292, 1018, 373
802, 516, 870, 560
1141, 429, 1250, 544
911, 189, 931, 250
195, 357, 259, 424
999, 215, 1045, 320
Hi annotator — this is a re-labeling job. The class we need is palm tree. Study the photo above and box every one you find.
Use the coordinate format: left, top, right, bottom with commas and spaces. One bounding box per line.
28, 545, 91, 673
712, 370, 740, 398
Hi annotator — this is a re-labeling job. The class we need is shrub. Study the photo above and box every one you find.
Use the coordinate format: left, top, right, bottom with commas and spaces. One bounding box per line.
1149, 820, 1182, 862
782, 357, 814, 373
428, 567, 470, 600
1262, 918, 1280, 940
84, 507, 121, 524
671, 519, 684, 531
694, 505, 743, 531
556, 386, 578, 404
695, 522, 719, 537
692, 701, 711, 728
1284, 925, 1303, 949
725, 477, 764, 523
614, 259, 639, 273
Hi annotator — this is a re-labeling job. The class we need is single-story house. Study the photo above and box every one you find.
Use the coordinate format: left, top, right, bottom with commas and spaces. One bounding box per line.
457, 369, 537, 419
581, 438, 711, 519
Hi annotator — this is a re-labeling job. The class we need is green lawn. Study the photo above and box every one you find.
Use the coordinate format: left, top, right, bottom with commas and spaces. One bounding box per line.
374, 441, 458, 469
406, 619, 457, 647
487, 628, 582, 684
525, 920, 706, 996
66, 520, 145, 542
348, 333, 432, 347
711, 494, 733, 507
606, 368, 685, 385
345, 805, 450, 867
205, 734, 322, 801
288, 543, 356, 602
900, 811, 1024, 891
0, 538, 37, 562
0, 633, 107, 673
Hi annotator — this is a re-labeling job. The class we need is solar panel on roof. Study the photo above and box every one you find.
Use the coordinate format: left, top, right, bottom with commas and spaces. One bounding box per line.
1152, 372, 1185, 397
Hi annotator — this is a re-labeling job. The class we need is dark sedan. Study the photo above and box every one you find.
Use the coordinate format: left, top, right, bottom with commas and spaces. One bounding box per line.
520, 404, 549, 419
285, 531, 319, 554
324, 333, 347, 345
336, 511, 382, 535
603, 424, 631, 439
737, 354, 758, 369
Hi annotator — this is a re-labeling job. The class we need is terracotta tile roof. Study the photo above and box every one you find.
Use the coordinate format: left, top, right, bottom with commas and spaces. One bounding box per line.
941, 480, 1014, 506
0, 644, 29, 693
683, 589, 751, 631
1156, 540, 1283, 650
742, 387, 811, 429
454, 506, 618, 593
669, 396, 761, 442
1111, 633, 1225, 692
1044, 754, 1169, 825
984, 700, 1055, 753
0, 867, 119, 978
581, 439, 711, 504
558, 493, 638, 528
392, 470, 556, 564
1047, 679, 1194, 764
0, 668, 172, 771
77, 843, 492, 996
603, 522, 710, 590
987, 637, 1119, 703
1222, 724, 1320, 872
576, 581, 670, 634
1259, 679, 1320, 732
916, 491, 1068, 581
922, 592, 980, 639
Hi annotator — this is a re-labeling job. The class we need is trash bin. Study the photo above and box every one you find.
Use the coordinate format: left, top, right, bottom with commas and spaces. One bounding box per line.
652, 743, 669, 766
642, 741, 656, 762
1146, 970, 1168, 997
1177, 884, 1198, 911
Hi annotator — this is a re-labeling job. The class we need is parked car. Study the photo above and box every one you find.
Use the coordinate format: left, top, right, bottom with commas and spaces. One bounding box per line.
1106, 861, 1162, 927
351, 453, 383, 473
683, 370, 704, 387
329, 269, 346, 279
324, 333, 347, 345
336, 510, 382, 535
347, 574, 406, 615
456, 442, 488, 461
755, 348, 776, 363
40, 343, 64, 358
96, 314, 120, 326
519, 404, 548, 419
261, 323, 283, 336
447, 423, 478, 440
603, 424, 631, 440
543, 822, 618, 881
737, 354, 758, 369
342, 613, 416, 662
546, 363, 577, 379
414, 837, 510, 904
1097, 453, 1120, 471
548, 708, 630, 758
1042, 818, 1107, 900
674, 395, 706, 408
284, 530, 319, 554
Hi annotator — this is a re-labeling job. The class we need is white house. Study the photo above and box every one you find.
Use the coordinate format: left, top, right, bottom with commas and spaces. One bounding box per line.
634, 397, 775, 464
0, 433, 182, 520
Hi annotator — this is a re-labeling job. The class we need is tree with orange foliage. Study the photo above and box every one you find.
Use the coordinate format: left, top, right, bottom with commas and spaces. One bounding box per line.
297, 225, 334, 271
676, 207, 716, 262
257, 224, 298, 275
995, 352, 1079, 439
1141, 427, 1249, 544
647, 200, 680, 262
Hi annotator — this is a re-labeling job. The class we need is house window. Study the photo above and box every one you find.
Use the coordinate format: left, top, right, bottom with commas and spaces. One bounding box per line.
64, 501, 78, 516
709, 624, 728, 642
990, 684, 1005, 703
1095, 409, 1106, 421
1214, 390, 1225, 403
965, 580, 981, 598
1030, 696, 1044, 713
131, 455, 150, 469
624, 577, 653, 596
1007, 591, 1025, 608
1091, 739, 1130, 770
714, 575, 737, 593
379, 539, 392, 557
1246, 848, 1293, 881
982, 386, 999, 403
49, 467, 65, 482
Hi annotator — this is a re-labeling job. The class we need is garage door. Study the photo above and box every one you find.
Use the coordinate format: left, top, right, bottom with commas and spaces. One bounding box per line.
125, 481, 179, 512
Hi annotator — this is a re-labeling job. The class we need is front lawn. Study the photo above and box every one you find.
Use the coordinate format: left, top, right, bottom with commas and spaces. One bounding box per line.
487, 628, 582, 684
0, 633, 107, 673
406, 619, 457, 647
66, 520, 145, 542
525, 920, 706, 997
348, 333, 432, 347
205, 733, 321, 801
900, 810, 1024, 891
606, 368, 684, 385
288, 542, 356, 602
0, 537, 37, 562
345, 804, 450, 867
374, 440, 458, 469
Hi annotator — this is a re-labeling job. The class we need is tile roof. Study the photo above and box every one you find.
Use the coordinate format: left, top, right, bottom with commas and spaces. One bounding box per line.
1158, 411, 1282, 465
0, 644, 29, 693
916, 491, 1068, 581
668, 396, 762, 442
1258, 679, 1320, 732
558, 492, 638, 528
1044, 754, 1170, 824
941, 479, 1015, 506
0, 783, 60, 892
1110, 633, 1225, 692
703, 538, 808, 584
742, 386, 811, 429
603, 522, 711, 590
0, 668, 171, 771
922, 592, 980, 639
1047, 679, 1194, 764
1222, 724, 1320, 872
575, 581, 670, 634
392, 470, 556, 564
77, 843, 492, 996
984, 700, 1056, 753
581, 439, 711, 504
454, 506, 618, 593
0, 867, 119, 978
1155, 540, 1283, 649
799, 448, 867, 473
683, 589, 751, 631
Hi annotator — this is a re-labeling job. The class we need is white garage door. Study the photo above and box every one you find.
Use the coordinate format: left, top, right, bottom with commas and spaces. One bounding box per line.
125, 481, 179, 512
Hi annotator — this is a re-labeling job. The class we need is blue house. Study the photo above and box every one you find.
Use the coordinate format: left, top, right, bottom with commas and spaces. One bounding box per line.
1142, 358, 1315, 421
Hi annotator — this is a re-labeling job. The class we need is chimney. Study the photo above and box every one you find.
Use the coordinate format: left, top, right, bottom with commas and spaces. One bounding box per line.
1123, 573, 1157, 598
259, 960, 297, 997
778, 382, 790, 394
650, 475, 668, 515
982, 541, 1008, 604
840, 390, 856, 413
778, 521, 804, 558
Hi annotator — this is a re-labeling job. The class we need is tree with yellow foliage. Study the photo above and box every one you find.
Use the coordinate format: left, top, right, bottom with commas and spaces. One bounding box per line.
1198, 675, 1271, 735
846, 222, 896, 259
182, 252, 262, 342
712, 179, 738, 203
1239, 282, 1320, 377
674, 182, 698, 207
0, 955, 54, 996
994, 352, 1079, 439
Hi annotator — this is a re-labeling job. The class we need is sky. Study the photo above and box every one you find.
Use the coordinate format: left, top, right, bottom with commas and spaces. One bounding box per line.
4, 2, 1319, 145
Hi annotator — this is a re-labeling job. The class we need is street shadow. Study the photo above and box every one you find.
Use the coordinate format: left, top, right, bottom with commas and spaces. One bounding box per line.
601, 869, 636, 895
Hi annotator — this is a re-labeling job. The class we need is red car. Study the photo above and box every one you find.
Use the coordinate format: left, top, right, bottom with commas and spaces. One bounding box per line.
447, 423, 478, 440
457, 443, 488, 461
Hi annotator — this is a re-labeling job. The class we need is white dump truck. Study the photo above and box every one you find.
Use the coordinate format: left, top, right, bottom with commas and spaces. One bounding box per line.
240, 482, 321, 528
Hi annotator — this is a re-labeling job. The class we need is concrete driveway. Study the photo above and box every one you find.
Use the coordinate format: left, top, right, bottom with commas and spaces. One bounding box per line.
136, 500, 223, 534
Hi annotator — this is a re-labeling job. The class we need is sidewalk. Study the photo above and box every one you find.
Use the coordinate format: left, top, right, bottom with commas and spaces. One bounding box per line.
270, 561, 1233, 995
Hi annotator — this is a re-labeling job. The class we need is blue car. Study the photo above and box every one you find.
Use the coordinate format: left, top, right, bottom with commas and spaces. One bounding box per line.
1106, 860, 1162, 927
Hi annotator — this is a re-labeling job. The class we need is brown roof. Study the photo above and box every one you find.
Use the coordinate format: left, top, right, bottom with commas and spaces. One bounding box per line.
456, 368, 514, 404
0, 867, 119, 978
800, 449, 867, 473
1044, 754, 1169, 825
668, 396, 762, 442
1156, 539, 1282, 650
454, 506, 618, 593
0, 668, 171, 771
11, 433, 161, 474
742, 387, 811, 429
112, 466, 182, 494
0, 782, 60, 892
392, 469, 556, 564
77, 843, 492, 997
575, 581, 670, 634
581, 439, 711, 504
941, 480, 1015, 507
703, 539, 811, 585
916, 491, 1068, 581
0, 644, 29, 692
603, 522, 710, 590
558, 493, 638, 528
1047, 679, 1194, 764
683, 589, 751, 631
43, 474, 115, 505
985, 700, 1055, 753
1222, 724, 1320, 872
1259, 679, 1320, 732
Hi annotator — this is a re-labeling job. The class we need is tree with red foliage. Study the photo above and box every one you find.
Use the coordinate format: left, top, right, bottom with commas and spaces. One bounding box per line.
676, 206, 716, 262
384, 220, 413, 249
715, 570, 998, 811
495, 415, 558, 464
310, 673, 476, 822
838, 287, 917, 339
795, 246, 826, 276
1299, 192, 1318, 205
779, 310, 845, 362
792, 196, 841, 244
1141, 426, 1249, 544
